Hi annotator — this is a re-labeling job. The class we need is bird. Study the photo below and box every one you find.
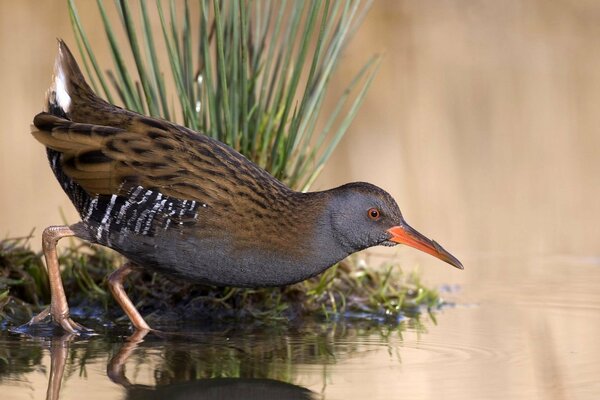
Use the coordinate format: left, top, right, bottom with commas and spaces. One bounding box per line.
27, 40, 463, 334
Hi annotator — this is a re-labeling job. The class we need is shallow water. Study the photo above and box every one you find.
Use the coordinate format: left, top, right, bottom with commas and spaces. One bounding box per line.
1, 255, 599, 400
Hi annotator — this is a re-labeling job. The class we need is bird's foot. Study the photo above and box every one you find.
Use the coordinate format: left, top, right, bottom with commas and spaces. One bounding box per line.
16, 307, 95, 336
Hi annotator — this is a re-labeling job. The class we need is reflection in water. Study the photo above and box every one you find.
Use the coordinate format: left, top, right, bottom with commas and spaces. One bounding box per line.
6, 318, 416, 400
123, 379, 316, 400
45, 333, 74, 400
42, 329, 318, 400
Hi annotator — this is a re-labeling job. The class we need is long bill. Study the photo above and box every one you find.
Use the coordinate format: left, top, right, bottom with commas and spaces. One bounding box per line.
387, 223, 464, 269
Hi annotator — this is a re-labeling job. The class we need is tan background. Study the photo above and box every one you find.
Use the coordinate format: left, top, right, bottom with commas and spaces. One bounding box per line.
1, 0, 599, 272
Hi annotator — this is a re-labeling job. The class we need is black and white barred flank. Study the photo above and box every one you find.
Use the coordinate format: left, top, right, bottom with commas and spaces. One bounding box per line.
85, 185, 202, 245
48, 149, 202, 246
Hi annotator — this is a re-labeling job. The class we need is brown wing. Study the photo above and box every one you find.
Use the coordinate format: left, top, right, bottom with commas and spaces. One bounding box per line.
31, 112, 256, 207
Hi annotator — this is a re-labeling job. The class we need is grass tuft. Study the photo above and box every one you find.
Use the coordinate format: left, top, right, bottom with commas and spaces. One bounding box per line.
0, 235, 443, 328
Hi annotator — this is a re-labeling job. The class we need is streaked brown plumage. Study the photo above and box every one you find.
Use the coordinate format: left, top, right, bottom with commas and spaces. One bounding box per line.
26, 40, 462, 334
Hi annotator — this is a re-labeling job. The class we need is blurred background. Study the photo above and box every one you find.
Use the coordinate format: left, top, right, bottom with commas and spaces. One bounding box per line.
1, 0, 599, 280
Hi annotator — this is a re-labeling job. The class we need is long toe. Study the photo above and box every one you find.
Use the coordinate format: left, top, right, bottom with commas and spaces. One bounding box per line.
12, 308, 59, 336
56, 317, 94, 336
15, 308, 94, 336
68, 319, 94, 334
27, 307, 51, 325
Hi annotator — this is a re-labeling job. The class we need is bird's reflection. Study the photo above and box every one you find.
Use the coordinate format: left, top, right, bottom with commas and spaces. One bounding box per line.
45, 332, 76, 400
46, 328, 318, 400
35, 318, 415, 400
121, 379, 316, 400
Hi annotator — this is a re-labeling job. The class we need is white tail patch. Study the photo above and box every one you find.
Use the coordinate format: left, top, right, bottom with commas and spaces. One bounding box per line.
50, 47, 71, 113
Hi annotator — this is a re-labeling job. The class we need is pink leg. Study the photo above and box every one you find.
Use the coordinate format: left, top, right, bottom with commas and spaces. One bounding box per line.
107, 262, 151, 331
27, 226, 91, 334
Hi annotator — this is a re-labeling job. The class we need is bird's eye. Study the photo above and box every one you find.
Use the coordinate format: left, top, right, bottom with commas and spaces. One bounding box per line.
368, 208, 381, 221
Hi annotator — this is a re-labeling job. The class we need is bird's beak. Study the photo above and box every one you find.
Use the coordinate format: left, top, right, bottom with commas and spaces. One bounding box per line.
386, 222, 464, 269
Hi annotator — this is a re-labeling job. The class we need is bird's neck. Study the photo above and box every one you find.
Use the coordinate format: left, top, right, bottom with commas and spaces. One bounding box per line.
281, 190, 352, 278
222, 189, 349, 283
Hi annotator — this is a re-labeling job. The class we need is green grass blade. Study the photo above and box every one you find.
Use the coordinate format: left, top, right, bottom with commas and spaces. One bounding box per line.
96, 0, 143, 111
199, 0, 218, 139
157, 0, 197, 129
69, 14, 100, 95
118, 0, 160, 116
253, 0, 286, 164
302, 55, 381, 191
239, 1, 250, 154
68, 0, 114, 103
261, 1, 305, 170
140, 0, 171, 119
270, 1, 320, 178
183, 0, 195, 117
282, 0, 332, 173
212, 0, 232, 143
229, 2, 240, 148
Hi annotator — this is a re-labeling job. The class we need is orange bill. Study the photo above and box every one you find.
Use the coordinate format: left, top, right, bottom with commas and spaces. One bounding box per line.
387, 223, 463, 269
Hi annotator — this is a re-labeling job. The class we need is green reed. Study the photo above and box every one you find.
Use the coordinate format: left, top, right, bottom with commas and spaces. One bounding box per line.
68, 0, 380, 191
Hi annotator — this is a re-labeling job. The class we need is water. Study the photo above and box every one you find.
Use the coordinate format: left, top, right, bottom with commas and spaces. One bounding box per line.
1, 255, 599, 400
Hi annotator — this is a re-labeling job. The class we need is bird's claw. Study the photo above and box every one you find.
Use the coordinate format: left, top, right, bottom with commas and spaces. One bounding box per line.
27, 306, 51, 324
55, 315, 93, 335
21, 307, 94, 336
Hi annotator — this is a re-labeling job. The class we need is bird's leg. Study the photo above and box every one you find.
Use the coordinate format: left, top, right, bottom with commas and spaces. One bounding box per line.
107, 262, 151, 331
27, 225, 91, 334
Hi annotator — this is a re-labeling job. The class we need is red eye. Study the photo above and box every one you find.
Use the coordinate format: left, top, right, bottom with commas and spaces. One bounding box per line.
368, 208, 381, 220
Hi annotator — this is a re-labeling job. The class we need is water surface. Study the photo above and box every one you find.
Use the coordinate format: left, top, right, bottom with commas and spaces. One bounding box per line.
2, 255, 599, 400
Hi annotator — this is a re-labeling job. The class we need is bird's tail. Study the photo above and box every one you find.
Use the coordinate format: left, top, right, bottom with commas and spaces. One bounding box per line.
46, 40, 93, 117
33, 40, 132, 218
44, 39, 130, 126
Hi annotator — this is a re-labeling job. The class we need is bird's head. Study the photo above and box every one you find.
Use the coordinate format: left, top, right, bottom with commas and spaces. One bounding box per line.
327, 182, 463, 269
